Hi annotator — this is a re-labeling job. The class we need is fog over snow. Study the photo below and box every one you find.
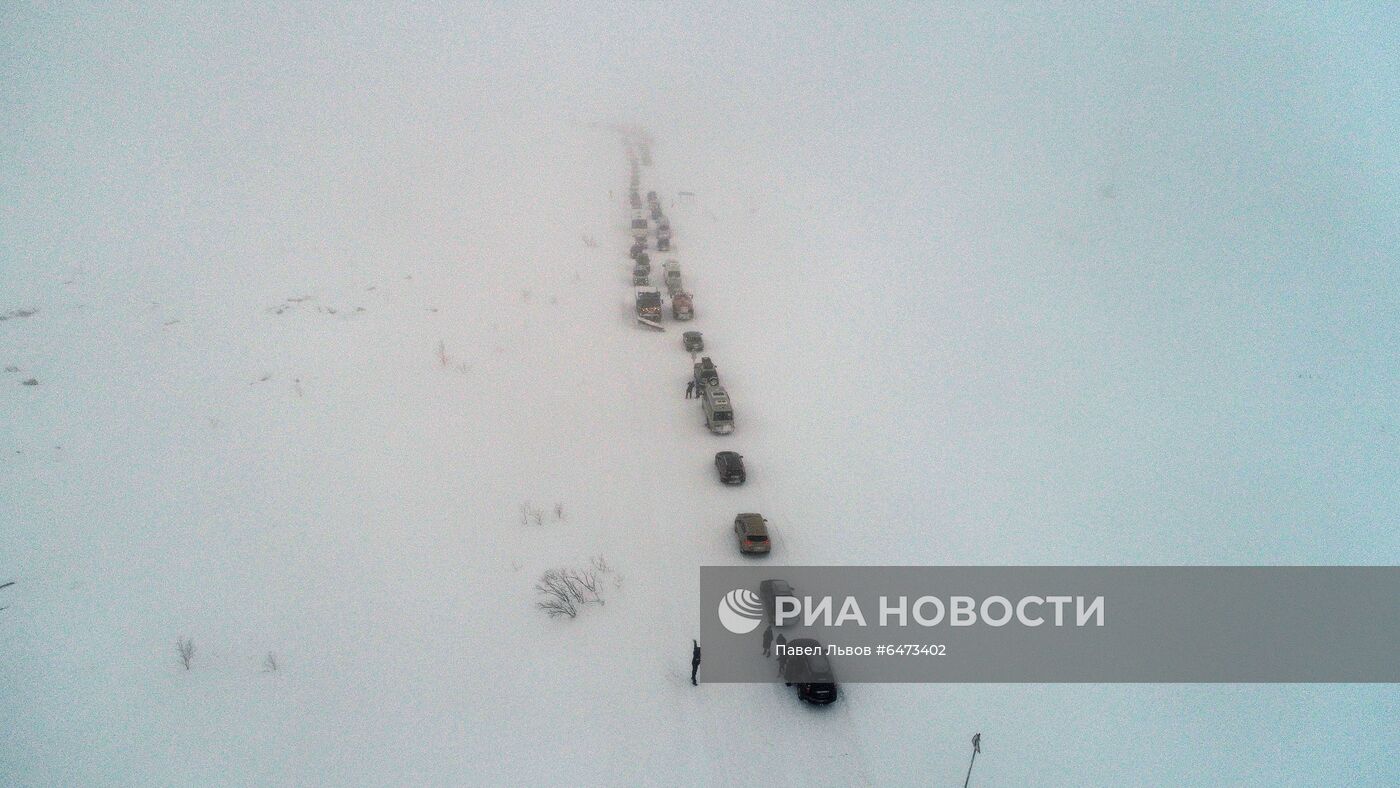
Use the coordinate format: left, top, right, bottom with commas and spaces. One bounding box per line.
2, 3, 1397, 785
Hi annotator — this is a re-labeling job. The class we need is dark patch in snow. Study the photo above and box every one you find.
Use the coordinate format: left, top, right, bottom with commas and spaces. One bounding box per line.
0, 308, 39, 321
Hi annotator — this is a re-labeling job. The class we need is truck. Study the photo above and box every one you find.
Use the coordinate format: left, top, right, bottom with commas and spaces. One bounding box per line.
672, 291, 693, 320
701, 384, 735, 434
635, 286, 663, 330
693, 356, 719, 390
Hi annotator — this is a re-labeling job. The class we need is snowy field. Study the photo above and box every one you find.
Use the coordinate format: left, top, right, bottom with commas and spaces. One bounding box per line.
3, 4, 1398, 786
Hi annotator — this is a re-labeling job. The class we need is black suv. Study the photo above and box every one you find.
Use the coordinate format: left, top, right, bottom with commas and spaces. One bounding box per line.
782, 638, 839, 705
715, 451, 745, 484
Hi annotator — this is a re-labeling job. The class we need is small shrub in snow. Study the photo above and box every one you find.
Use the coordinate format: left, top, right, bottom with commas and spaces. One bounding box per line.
535, 568, 604, 618
591, 555, 624, 589
176, 636, 196, 670
263, 652, 279, 672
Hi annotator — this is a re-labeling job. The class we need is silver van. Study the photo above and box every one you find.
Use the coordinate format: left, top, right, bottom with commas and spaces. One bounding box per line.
702, 384, 734, 434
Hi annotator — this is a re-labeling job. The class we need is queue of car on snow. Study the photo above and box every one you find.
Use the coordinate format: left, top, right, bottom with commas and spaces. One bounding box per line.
625, 149, 836, 704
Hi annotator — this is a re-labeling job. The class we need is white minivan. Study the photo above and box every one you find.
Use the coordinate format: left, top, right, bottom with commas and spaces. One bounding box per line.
702, 384, 734, 434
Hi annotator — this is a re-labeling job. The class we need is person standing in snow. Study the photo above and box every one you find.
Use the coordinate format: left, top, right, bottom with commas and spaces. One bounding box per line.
774, 633, 789, 676
691, 640, 702, 686
685, 380, 695, 399
762, 625, 774, 657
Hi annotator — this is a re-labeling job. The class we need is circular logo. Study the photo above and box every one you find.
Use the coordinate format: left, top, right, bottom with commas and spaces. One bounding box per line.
718, 588, 764, 634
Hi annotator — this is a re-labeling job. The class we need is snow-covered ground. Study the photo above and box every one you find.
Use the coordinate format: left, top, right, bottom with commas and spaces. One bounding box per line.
3, 4, 1398, 785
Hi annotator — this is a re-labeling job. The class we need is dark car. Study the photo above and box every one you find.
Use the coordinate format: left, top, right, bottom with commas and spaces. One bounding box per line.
656, 236, 671, 252
715, 451, 746, 484
759, 579, 794, 624
630, 240, 647, 260
683, 331, 703, 353
782, 638, 838, 704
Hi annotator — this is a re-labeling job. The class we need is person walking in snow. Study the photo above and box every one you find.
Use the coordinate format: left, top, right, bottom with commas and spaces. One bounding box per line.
762, 625, 774, 657
685, 380, 695, 399
774, 633, 789, 676
691, 640, 702, 686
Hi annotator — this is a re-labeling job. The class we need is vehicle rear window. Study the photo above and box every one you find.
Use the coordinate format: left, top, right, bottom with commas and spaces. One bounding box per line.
746, 534, 768, 542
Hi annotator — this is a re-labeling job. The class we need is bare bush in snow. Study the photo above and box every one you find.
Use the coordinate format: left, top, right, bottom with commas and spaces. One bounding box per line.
176, 636, 196, 670
535, 568, 604, 618
554, 503, 565, 521
263, 652, 279, 672
520, 502, 544, 526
